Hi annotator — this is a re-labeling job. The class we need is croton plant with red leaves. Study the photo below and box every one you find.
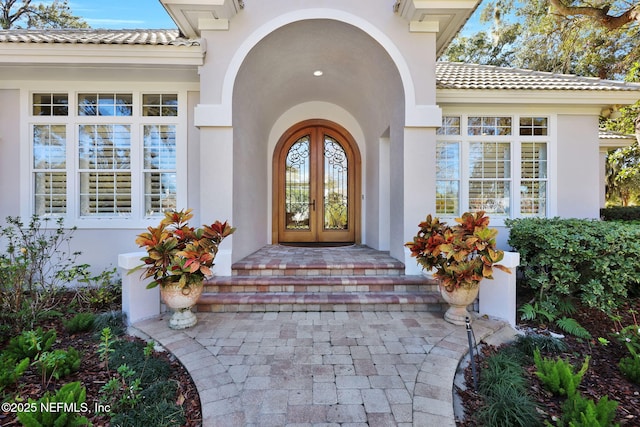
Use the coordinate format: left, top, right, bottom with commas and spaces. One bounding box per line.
134, 209, 235, 289
405, 211, 510, 292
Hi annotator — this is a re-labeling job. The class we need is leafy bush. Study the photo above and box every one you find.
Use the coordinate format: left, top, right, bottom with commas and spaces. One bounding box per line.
16, 381, 91, 426
616, 323, 640, 355
619, 354, 640, 384
0, 215, 87, 331
507, 218, 640, 314
558, 392, 619, 427
600, 206, 640, 221
64, 312, 96, 334
72, 267, 121, 311
0, 353, 29, 391
5, 328, 56, 360
533, 348, 589, 397
34, 347, 82, 384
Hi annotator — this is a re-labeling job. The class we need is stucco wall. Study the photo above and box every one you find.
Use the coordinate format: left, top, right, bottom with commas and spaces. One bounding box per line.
0, 89, 20, 222
556, 114, 601, 219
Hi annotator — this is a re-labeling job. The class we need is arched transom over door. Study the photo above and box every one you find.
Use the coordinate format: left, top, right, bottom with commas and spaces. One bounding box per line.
273, 120, 361, 244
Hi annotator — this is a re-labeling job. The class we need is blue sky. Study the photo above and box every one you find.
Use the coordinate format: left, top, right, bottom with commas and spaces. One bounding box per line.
69, 0, 177, 29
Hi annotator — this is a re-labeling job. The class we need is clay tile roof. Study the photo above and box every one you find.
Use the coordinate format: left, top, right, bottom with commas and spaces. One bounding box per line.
436, 61, 640, 92
0, 29, 198, 46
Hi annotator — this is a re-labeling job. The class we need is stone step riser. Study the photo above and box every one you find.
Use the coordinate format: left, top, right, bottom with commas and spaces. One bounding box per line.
196, 291, 445, 313
204, 283, 438, 293
232, 268, 404, 277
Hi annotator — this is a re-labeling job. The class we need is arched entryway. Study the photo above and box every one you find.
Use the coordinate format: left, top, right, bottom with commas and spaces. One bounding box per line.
272, 119, 361, 245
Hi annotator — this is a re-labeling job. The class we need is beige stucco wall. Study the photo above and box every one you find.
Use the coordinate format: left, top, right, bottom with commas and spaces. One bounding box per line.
0, 89, 20, 222
556, 114, 601, 219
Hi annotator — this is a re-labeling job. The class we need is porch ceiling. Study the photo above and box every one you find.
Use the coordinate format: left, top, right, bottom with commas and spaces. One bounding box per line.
232, 19, 404, 136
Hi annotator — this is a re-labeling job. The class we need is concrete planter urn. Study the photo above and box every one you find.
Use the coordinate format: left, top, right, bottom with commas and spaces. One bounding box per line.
439, 283, 479, 326
405, 211, 510, 326
161, 282, 203, 329
132, 209, 235, 330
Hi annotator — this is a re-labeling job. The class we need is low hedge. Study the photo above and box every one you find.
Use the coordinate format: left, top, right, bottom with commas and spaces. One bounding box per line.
600, 206, 640, 221
506, 218, 640, 312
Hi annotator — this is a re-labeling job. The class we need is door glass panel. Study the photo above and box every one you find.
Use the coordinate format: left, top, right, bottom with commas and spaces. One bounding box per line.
285, 136, 311, 230
324, 135, 348, 230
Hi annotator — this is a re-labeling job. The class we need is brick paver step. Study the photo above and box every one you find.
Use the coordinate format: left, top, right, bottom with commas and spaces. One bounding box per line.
204, 274, 438, 293
196, 290, 444, 312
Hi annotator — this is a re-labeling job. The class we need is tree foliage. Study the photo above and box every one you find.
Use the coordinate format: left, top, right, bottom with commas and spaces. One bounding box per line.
607, 142, 640, 206
442, 0, 640, 80
1, 0, 88, 29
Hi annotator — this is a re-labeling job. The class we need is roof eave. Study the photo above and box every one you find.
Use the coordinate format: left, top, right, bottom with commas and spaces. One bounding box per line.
437, 88, 640, 107
0, 43, 204, 66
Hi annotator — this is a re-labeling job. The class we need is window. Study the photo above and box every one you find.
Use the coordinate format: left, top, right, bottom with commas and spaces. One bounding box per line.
436, 142, 460, 215
436, 114, 550, 219
30, 92, 181, 224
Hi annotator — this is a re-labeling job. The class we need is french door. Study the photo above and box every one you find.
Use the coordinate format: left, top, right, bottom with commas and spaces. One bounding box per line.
274, 120, 358, 244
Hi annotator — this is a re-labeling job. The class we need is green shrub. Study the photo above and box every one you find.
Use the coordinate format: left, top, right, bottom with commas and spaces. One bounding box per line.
473, 349, 542, 427
616, 323, 640, 355
600, 206, 640, 221
619, 354, 640, 384
0, 353, 29, 391
558, 393, 619, 427
93, 310, 127, 337
533, 348, 589, 397
512, 334, 568, 358
479, 352, 528, 397
110, 399, 186, 427
5, 328, 56, 360
64, 312, 96, 334
0, 215, 87, 331
506, 218, 640, 313
34, 347, 82, 384
16, 381, 91, 426
476, 382, 543, 427
110, 340, 171, 386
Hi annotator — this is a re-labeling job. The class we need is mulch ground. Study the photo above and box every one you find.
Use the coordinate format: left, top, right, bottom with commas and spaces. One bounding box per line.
457, 300, 640, 426
0, 295, 202, 427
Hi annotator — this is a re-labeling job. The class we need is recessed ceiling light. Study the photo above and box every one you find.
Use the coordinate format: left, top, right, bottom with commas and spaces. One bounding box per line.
313, 70, 324, 77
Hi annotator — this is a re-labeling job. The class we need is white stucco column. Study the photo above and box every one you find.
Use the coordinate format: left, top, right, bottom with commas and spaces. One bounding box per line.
119, 252, 160, 325
197, 124, 234, 275
599, 147, 608, 208
402, 126, 437, 274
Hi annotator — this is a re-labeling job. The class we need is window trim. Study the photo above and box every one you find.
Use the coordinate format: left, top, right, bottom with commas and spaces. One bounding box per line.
436, 111, 556, 225
23, 86, 189, 229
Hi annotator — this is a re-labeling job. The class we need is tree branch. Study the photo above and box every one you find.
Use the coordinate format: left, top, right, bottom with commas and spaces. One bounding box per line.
549, 0, 640, 30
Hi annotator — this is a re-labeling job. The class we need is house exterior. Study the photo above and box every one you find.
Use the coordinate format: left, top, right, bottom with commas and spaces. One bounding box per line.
1, 0, 639, 277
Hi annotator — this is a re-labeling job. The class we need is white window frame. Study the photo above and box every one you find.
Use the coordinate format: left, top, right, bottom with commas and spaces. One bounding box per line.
22, 84, 189, 229
436, 110, 556, 226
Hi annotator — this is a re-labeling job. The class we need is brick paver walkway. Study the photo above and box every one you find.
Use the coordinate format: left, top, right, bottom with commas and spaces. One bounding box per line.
133, 311, 507, 426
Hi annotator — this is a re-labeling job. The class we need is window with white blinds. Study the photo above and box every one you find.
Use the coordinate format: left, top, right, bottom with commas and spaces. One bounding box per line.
30, 92, 181, 223
436, 115, 549, 219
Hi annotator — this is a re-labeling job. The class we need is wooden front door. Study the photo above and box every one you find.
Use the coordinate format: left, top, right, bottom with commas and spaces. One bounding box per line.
274, 120, 360, 244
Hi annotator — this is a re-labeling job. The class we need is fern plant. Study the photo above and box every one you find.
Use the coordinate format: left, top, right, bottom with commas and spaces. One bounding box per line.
16, 381, 91, 427
0, 353, 30, 391
34, 347, 82, 387
557, 392, 619, 427
63, 312, 96, 334
618, 352, 640, 384
5, 328, 56, 360
533, 348, 590, 397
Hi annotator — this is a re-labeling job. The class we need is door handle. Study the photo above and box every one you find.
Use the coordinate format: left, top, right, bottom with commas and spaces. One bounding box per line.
309, 199, 316, 211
